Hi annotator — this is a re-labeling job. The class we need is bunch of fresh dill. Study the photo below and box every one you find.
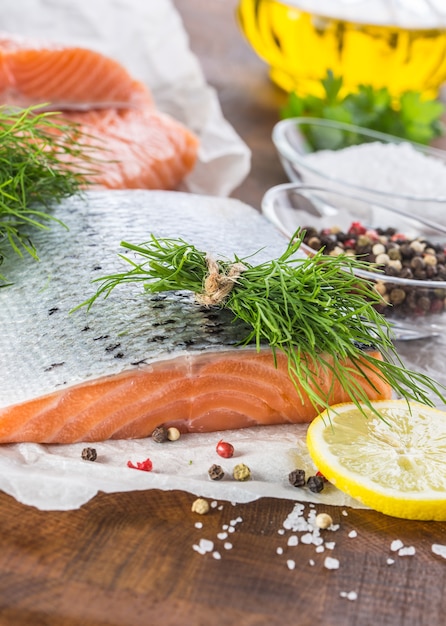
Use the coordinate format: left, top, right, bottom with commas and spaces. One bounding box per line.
79, 233, 446, 419
0, 104, 96, 273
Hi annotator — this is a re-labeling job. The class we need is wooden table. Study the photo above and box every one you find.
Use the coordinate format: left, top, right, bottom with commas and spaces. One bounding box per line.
2, 2, 446, 625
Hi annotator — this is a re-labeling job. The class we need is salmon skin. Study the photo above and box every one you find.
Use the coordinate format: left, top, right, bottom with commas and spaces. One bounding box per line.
0, 34, 199, 190
0, 191, 391, 443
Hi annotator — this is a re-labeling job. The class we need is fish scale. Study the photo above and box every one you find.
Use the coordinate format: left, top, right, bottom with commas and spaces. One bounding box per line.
0, 190, 391, 442
0, 190, 286, 407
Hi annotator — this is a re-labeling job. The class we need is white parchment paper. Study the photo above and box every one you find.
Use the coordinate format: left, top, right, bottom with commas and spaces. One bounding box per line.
0, 425, 366, 511
0, 0, 251, 196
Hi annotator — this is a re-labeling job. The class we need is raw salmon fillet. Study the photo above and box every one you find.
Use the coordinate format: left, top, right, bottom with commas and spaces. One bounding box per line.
0, 34, 199, 190
0, 33, 152, 109
59, 108, 199, 190
0, 191, 391, 444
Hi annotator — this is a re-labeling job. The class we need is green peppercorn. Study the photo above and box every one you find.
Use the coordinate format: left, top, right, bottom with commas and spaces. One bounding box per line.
233, 463, 251, 481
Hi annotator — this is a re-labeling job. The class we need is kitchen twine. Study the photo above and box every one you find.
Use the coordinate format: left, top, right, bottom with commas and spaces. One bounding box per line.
195, 254, 246, 306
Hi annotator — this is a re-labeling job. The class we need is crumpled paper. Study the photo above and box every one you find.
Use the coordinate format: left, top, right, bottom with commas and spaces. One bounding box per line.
0, 0, 251, 196
2, 329, 445, 512
0, 425, 366, 511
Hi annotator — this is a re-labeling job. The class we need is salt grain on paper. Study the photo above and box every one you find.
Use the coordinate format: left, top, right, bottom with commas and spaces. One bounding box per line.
217, 532, 228, 540
194, 522, 203, 529
287, 535, 299, 547
212, 551, 221, 560
387, 558, 395, 566
224, 542, 233, 550
324, 556, 340, 570
432, 544, 446, 559
276, 547, 284, 555
325, 542, 336, 550
287, 559, 296, 571
309, 559, 315, 566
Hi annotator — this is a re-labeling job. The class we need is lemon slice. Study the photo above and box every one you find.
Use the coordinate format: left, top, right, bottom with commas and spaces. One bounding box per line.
306, 400, 446, 521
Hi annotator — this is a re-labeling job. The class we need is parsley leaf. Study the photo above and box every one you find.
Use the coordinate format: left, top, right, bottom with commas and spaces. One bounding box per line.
280, 71, 445, 150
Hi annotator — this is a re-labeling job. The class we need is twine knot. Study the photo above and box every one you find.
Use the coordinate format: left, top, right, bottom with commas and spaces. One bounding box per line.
195, 254, 246, 307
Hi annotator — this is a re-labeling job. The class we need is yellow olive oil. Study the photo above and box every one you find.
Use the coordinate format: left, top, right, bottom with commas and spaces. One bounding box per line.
237, 0, 446, 97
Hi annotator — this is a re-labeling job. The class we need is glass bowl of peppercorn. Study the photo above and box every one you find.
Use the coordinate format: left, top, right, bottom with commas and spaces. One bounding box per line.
261, 183, 446, 339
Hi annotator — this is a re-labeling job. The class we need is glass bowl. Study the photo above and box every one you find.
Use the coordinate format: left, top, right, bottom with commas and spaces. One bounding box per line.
261, 182, 446, 340
272, 118, 446, 228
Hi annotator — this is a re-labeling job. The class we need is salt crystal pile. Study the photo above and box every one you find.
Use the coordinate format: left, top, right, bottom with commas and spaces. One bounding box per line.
304, 142, 446, 200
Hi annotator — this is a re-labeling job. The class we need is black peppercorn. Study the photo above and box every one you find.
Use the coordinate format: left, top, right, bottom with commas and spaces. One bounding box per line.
307, 475, 324, 493
151, 425, 169, 443
81, 447, 97, 462
288, 469, 306, 488
208, 464, 225, 481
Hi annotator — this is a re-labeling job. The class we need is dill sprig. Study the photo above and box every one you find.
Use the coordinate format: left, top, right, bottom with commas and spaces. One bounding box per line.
79, 232, 446, 419
0, 104, 97, 271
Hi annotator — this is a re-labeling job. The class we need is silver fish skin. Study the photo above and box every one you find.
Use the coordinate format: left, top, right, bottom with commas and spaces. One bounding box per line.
0, 190, 289, 408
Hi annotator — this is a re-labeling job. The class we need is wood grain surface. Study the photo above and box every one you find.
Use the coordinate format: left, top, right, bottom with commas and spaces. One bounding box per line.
1, 2, 446, 625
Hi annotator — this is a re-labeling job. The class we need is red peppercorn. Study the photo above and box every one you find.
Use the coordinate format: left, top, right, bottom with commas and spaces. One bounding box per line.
127, 458, 153, 472
348, 221, 366, 236
343, 238, 356, 249
365, 229, 379, 241
216, 439, 234, 458
390, 233, 407, 243
316, 470, 328, 482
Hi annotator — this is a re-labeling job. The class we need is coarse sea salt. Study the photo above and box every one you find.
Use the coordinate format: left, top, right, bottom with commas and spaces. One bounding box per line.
340, 591, 358, 602
304, 141, 446, 200
324, 556, 340, 570
193, 538, 214, 555
398, 546, 416, 557
348, 530, 357, 539
432, 544, 446, 559
390, 539, 404, 552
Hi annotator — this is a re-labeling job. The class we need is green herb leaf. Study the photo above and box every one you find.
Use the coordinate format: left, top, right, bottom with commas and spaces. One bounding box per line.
280, 70, 445, 149
76, 232, 446, 422
0, 104, 98, 282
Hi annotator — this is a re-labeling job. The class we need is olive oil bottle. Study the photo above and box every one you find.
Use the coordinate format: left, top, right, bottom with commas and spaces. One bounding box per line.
237, 0, 446, 98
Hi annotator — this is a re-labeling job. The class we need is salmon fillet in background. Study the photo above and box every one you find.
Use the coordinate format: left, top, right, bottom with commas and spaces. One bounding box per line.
0, 34, 199, 190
